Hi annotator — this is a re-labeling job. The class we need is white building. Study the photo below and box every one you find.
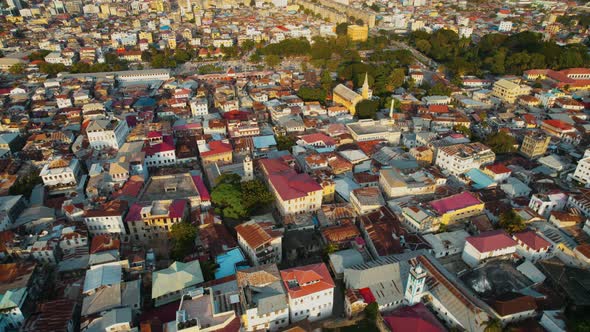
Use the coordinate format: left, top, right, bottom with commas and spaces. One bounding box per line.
236, 221, 282, 266
280, 263, 334, 323
435, 142, 496, 176
83, 200, 128, 236
498, 21, 513, 32
189, 97, 208, 117
144, 141, 177, 168
458, 26, 473, 38
346, 119, 401, 144
462, 230, 517, 267
237, 265, 289, 332
423, 230, 469, 258
39, 158, 83, 189
571, 150, 590, 186
86, 117, 130, 150
529, 192, 568, 218
513, 230, 553, 262
30, 239, 58, 265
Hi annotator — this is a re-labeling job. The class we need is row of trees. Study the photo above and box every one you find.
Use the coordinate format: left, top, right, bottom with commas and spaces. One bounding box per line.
409, 30, 590, 77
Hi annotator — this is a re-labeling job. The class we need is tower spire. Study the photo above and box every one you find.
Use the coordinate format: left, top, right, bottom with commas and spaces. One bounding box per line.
362, 72, 369, 99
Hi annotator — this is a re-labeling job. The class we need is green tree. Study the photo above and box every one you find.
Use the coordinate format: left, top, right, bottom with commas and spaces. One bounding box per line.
416, 39, 432, 54
320, 71, 333, 91
364, 302, 379, 321
249, 52, 261, 63
200, 260, 218, 281
28, 50, 51, 61
170, 222, 198, 261
9, 171, 42, 198
499, 209, 526, 233
276, 134, 296, 152
481, 317, 502, 332
241, 39, 257, 53
8, 62, 25, 75
356, 99, 380, 119
387, 68, 406, 91
265, 54, 280, 68
324, 243, 338, 256
297, 86, 327, 102
485, 131, 517, 154
211, 183, 249, 220
336, 23, 349, 36
428, 82, 452, 96
241, 180, 273, 214
174, 48, 192, 63
454, 125, 472, 138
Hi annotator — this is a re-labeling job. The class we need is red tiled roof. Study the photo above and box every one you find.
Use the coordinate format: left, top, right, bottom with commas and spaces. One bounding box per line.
192, 175, 210, 201
383, 303, 446, 332
200, 140, 233, 157
260, 158, 322, 201
235, 221, 279, 250
358, 287, 376, 303
428, 105, 449, 114
429, 192, 482, 215
90, 235, 120, 254
514, 230, 551, 251
467, 230, 517, 253
299, 133, 336, 146
143, 142, 175, 156
280, 263, 335, 299
485, 163, 511, 175
542, 119, 574, 131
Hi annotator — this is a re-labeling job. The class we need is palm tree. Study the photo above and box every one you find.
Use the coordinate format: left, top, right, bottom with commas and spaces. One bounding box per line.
481, 317, 502, 332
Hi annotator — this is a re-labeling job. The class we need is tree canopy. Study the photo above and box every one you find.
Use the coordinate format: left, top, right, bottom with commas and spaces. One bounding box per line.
211, 176, 273, 220
409, 30, 590, 78
356, 99, 380, 119
485, 131, 517, 154
297, 86, 327, 102
276, 135, 296, 152
170, 222, 198, 261
499, 209, 526, 234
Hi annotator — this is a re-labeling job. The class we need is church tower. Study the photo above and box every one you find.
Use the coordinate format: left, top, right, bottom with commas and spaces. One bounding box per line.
404, 263, 427, 305
361, 72, 370, 100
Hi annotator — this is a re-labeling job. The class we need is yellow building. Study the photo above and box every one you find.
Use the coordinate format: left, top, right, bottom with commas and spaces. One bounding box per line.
333, 84, 363, 116
409, 146, 434, 166
138, 31, 153, 43
127, 199, 188, 243
168, 38, 177, 49
492, 79, 530, 104
430, 192, 485, 225
347, 25, 369, 42
100, 3, 110, 15
200, 141, 233, 166
520, 132, 551, 159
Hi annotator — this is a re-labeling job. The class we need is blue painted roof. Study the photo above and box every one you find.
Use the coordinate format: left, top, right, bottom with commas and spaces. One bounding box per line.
215, 248, 248, 279
134, 97, 156, 108
466, 168, 494, 190
253, 135, 277, 149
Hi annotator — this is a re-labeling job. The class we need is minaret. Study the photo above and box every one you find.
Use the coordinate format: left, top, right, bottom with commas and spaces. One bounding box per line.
404, 263, 427, 305
362, 72, 370, 100
389, 98, 395, 119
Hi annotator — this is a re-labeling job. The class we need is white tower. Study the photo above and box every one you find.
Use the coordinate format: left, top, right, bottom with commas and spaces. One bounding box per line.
404, 263, 427, 305
243, 155, 253, 181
